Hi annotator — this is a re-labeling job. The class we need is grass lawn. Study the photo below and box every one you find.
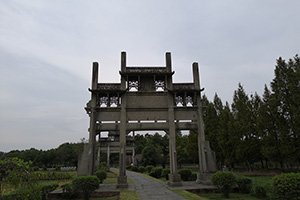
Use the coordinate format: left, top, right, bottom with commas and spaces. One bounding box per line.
234, 172, 274, 187
246, 176, 273, 186
197, 193, 263, 200
49, 197, 118, 200
173, 190, 208, 200
120, 190, 139, 200
48, 191, 137, 200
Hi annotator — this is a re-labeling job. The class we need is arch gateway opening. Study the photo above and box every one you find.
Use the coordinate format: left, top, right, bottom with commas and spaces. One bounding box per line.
78, 52, 217, 187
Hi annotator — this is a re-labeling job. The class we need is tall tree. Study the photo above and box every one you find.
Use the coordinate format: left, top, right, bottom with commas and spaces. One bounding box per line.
231, 84, 260, 170
203, 94, 222, 165
186, 130, 198, 164
268, 55, 300, 168
217, 102, 237, 168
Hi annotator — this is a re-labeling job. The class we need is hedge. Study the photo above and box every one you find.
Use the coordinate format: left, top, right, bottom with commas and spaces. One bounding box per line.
272, 173, 300, 200
178, 169, 192, 181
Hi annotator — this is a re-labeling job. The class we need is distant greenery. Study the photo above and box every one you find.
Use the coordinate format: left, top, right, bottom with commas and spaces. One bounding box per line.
203, 54, 300, 171
0, 142, 84, 168
1, 55, 300, 174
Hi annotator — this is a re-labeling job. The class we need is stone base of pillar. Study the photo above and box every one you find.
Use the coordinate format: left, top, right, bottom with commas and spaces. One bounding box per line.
117, 176, 128, 188
168, 173, 182, 187
196, 172, 212, 185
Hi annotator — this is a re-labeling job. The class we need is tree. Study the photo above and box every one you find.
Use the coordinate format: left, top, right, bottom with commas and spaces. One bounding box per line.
231, 84, 261, 170
0, 158, 32, 194
176, 132, 189, 168
186, 130, 198, 164
141, 138, 161, 166
203, 94, 222, 166
217, 102, 238, 168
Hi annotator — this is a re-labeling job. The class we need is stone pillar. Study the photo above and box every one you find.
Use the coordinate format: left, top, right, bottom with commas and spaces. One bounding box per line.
107, 144, 110, 169
166, 52, 181, 186
121, 51, 126, 73
193, 63, 210, 184
87, 62, 99, 175
132, 131, 136, 165
118, 52, 128, 188
96, 134, 101, 167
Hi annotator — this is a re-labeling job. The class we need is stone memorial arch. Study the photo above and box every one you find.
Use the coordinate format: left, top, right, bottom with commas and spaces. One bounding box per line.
78, 52, 217, 187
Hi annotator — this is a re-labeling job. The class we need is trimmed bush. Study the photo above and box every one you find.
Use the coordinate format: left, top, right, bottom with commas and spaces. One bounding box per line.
72, 176, 100, 200
178, 169, 192, 181
211, 171, 236, 198
62, 183, 78, 199
96, 162, 109, 172
236, 177, 252, 194
149, 167, 163, 179
138, 166, 146, 173
272, 172, 300, 200
190, 173, 197, 181
253, 185, 267, 198
162, 168, 170, 180
146, 165, 154, 173
33, 171, 72, 180
131, 166, 139, 172
95, 170, 107, 183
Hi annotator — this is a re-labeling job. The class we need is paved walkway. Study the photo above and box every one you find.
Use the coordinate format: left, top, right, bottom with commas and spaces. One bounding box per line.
96, 169, 215, 200
126, 170, 187, 200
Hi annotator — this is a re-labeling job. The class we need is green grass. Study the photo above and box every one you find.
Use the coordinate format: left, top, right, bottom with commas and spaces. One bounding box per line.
247, 176, 273, 186
173, 190, 208, 200
198, 193, 263, 200
49, 198, 118, 200
102, 170, 134, 184
234, 172, 274, 187
120, 190, 139, 200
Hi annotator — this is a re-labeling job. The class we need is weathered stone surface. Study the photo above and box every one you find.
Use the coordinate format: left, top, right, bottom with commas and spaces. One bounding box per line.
78, 52, 217, 187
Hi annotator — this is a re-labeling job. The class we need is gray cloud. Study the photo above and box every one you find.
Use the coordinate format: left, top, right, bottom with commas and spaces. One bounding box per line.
1, 0, 300, 151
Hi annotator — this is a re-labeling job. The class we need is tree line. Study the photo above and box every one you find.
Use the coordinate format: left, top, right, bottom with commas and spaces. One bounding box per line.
0, 142, 84, 168
1, 55, 299, 171
204, 54, 300, 171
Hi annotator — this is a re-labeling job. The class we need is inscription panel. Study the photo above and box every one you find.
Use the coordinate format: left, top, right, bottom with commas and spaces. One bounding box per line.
127, 109, 167, 121
126, 93, 168, 108
174, 109, 198, 120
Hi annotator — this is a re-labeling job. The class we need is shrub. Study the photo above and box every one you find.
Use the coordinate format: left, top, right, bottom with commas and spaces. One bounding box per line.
62, 183, 78, 199
1, 185, 42, 200
149, 167, 163, 179
253, 185, 267, 198
146, 165, 154, 173
178, 169, 192, 181
33, 171, 72, 180
138, 166, 146, 173
96, 162, 109, 172
72, 176, 100, 200
190, 173, 197, 181
131, 166, 139, 172
95, 170, 107, 183
162, 168, 170, 180
272, 173, 300, 200
211, 171, 236, 198
236, 177, 252, 194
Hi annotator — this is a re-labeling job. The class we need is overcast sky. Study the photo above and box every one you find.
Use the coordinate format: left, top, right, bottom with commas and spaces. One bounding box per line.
1, 0, 299, 152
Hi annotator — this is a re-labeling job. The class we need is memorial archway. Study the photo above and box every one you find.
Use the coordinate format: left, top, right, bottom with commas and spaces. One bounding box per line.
78, 52, 217, 187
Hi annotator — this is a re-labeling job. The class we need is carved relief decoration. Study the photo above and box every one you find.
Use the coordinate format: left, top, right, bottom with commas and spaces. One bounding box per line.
128, 80, 139, 91
155, 80, 165, 91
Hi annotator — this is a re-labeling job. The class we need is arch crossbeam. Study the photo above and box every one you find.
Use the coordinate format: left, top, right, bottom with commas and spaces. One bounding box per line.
78, 52, 217, 187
